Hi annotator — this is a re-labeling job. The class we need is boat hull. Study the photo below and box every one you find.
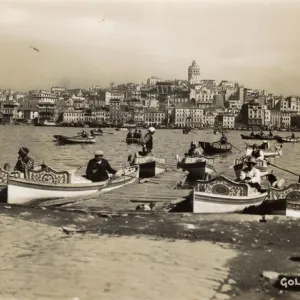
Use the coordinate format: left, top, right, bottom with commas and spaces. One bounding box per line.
276, 137, 300, 143
129, 152, 166, 178
245, 146, 282, 158
126, 138, 141, 144
241, 134, 277, 140
7, 167, 138, 205
54, 135, 96, 144
176, 155, 215, 179
192, 175, 268, 213
198, 141, 232, 155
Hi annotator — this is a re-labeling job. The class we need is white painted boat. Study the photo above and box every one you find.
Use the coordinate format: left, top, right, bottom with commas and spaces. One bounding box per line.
267, 183, 300, 217
233, 157, 270, 179
175, 154, 215, 179
0, 168, 22, 191
276, 136, 300, 143
128, 152, 166, 178
43, 120, 57, 126
7, 165, 138, 205
193, 175, 268, 213
245, 145, 283, 158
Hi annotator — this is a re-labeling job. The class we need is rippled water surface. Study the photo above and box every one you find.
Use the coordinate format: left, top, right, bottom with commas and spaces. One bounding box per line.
0, 126, 299, 183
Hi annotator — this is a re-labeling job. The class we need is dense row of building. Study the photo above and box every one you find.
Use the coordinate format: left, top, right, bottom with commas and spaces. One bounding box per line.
1, 61, 300, 129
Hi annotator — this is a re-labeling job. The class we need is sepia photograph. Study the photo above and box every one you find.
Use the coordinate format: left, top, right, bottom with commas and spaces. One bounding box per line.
1, 0, 300, 299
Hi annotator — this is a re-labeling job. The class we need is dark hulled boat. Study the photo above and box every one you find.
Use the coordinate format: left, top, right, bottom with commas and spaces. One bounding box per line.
126, 138, 141, 144
198, 141, 232, 155
241, 134, 278, 140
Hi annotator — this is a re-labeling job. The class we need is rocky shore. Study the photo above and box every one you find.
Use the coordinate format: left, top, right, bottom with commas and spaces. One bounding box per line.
1, 203, 300, 300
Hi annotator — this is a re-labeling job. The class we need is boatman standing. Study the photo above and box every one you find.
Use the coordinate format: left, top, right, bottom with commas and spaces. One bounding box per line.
220, 133, 228, 144
14, 147, 34, 174
86, 150, 117, 182
141, 127, 155, 154
239, 157, 262, 191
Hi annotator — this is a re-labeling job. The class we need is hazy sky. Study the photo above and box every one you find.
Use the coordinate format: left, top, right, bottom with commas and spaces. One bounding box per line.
0, 0, 300, 95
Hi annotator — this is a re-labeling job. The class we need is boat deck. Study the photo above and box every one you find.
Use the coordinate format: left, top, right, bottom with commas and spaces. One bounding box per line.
37, 167, 191, 213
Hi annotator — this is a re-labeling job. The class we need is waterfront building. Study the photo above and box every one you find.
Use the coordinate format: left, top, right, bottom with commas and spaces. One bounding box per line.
144, 109, 165, 126
51, 87, 66, 95
0, 101, 20, 123
221, 114, 235, 129
109, 99, 122, 124
172, 107, 204, 128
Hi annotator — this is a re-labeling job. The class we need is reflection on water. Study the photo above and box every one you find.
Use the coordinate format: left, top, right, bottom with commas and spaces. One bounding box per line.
0, 126, 299, 183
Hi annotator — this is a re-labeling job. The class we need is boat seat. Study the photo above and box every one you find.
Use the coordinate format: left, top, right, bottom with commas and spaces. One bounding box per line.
25, 166, 71, 184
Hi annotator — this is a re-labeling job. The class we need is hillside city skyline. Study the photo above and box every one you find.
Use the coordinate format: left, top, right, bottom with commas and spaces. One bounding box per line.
1, 0, 300, 95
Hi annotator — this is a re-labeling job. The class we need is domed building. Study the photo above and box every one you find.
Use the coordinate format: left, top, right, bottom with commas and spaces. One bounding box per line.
188, 60, 200, 85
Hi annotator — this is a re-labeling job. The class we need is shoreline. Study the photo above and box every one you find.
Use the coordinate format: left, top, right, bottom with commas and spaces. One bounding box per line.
1, 204, 300, 299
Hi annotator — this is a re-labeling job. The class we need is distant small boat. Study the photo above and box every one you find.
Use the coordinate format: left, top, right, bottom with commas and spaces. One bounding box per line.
198, 141, 232, 155
43, 120, 57, 126
193, 175, 268, 213
275, 136, 300, 143
53, 135, 96, 144
128, 152, 166, 178
241, 134, 278, 140
90, 130, 103, 136
116, 128, 127, 131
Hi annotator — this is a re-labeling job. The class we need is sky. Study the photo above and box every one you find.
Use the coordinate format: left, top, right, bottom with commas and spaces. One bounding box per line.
0, 0, 300, 95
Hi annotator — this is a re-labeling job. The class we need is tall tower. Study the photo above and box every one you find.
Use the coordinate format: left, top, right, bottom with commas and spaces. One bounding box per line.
188, 60, 200, 85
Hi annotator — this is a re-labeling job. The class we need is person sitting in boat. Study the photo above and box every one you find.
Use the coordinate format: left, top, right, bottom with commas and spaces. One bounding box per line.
86, 150, 117, 182
291, 132, 296, 139
187, 142, 197, 156
138, 130, 142, 139
81, 130, 88, 138
239, 157, 262, 192
97, 127, 103, 134
220, 133, 228, 144
14, 147, 34, 174
250, 144, 264, 160
259, 130, 264, 136
250, 131, 255, 137
266, 173, 285, 189
269, 130, 273, 137
141, 126, 155, 154
127, 130, 133, 139
133, 130, 139, 139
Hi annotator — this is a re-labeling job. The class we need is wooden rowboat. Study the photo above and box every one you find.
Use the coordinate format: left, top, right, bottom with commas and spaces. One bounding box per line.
53, 135, 96, 144
7, 165, 138, 205
193, 175, 268, 213
128, 152, 166, 178
90, 130, 103, 136
245, 141, 269, 149
126, 138, 141, 144
245, 145, 283, 158
241, 134, 278, 140
233, 157, 270, 179
198, 141, 232, 155
275, 136, 300, 143
175, 154, 215, 180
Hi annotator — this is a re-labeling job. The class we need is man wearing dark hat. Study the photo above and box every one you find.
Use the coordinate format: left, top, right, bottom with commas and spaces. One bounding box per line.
240, 157, 262, 191
14, 147, 34, 174
86, 150, 117, 182
251, 144, 264, 160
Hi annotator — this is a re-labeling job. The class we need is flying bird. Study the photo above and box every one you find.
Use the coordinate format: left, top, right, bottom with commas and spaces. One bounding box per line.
29, 46, 40, 52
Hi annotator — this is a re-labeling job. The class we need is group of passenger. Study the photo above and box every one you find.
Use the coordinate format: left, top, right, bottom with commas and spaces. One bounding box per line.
127, 129, 142, 139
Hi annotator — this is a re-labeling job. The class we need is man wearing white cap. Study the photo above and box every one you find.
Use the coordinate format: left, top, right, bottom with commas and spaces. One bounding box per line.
141, 126, 155, 154
86, 150, 117, 182
240, 156, 262, 191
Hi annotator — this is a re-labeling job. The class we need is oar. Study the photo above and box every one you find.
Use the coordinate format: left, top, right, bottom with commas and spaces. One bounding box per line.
267, 162, 298, 177
231, 144, 242, 152
215, 164, 235, 177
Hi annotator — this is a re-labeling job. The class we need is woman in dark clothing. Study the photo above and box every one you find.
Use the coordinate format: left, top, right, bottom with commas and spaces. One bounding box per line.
86, 150, 117, 182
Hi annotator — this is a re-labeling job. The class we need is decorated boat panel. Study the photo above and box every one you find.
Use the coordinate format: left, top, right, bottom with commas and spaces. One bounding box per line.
181, 156, 214, 165
133, 154, 166, 165
0, 168, 21, 184
196, 175, 248, 196
268, 183, 300, 201
25, 166, 71, 184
